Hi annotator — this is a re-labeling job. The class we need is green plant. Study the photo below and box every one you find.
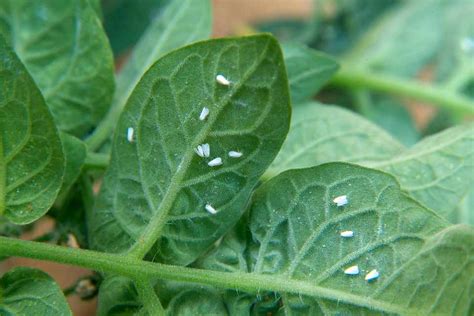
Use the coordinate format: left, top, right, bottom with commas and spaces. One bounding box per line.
0, 0, 473, 315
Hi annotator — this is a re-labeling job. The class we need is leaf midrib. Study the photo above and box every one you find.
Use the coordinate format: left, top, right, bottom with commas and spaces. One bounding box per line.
126, 37, 273, 259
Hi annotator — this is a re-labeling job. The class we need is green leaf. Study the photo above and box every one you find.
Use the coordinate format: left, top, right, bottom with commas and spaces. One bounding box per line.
0, 38, 64, 224
165, 290, 227, 315
265, 102, 404, 178
0, 267, 72, 315
346, 0, 442, 77
283, 43, 339, 104
114, 0, 212, 118
59, 133, 87, 196
356, 92, 420, 146
371, 123, 474, 223
87, 0, 102, 18
456, 188, 474, 226
89, 34, 291, 265
0, 0, 115, 136
97, 276, 143, 316
199, 163, 474, 314
267, 102, 473, 224
102, 0, 170, 55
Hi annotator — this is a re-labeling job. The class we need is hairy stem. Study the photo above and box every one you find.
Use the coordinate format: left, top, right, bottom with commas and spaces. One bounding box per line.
0, 236, 406, 314
0, 136, 5, 215
134, 278, 165, 315
330, 67, 474, 114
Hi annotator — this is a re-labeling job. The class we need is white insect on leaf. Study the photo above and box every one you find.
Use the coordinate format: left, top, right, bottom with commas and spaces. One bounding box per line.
199, 107, 210, 121
205, 203, 217, 214
228, 150, 243, 158
344, 265, 359, 275
194, 145, 205, 157
340, 230, 354, 238
216, 74, 231, 86
201, 143, 210, 157
127, 127, 134, 143
208, 157, 223, 167
365, 269, 380, 281
333, 195, 348, 207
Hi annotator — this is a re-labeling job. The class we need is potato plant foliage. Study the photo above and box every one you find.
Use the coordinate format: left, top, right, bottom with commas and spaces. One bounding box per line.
0, 1, 473, 315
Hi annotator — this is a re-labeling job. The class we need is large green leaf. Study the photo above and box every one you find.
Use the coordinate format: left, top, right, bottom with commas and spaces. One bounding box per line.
0, 0, 115, 136
371, 123, 474, 223
0, 38, 64, 224
282, 43, 339, 103
114, 0, 212, 119
89, 34, 291, 265
265, 102, 404, 178
197, 163, 474, 314
267, 103, 473, 224
0, 267, 72, 315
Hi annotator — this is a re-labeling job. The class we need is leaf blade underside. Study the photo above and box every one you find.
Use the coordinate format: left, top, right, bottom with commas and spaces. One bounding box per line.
0, 38, 64, 224
266, 102, 405, 177
199, 163, 473, 315
89, 34, 291, 265
97, 164, 474, 315
268, 102, 474, 224
371, 123, 474, 223
282, 43, 339, 104
0, 0, 115, 136
0, 267, 72, 315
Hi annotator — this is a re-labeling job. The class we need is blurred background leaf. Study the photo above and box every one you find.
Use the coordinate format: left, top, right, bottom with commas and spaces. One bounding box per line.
102, 0, 170, 56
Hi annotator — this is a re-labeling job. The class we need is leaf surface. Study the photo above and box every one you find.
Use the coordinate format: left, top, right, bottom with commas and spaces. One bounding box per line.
266, 102, 404, 178
371, 123, 474, 223
268, 102, 473, 224
198, 163, 474, 314
0, 38, 64, 224
59, 133, 86, 196
0, 0, 115, 136
89, 34, 291, 265
114, 0, 212, 118
97, 276, 142, 316
282, 43, 339, 103
0, 267, 72, 315
346, 0, 442, 77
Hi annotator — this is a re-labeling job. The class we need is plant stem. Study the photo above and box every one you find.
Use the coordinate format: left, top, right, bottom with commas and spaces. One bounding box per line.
134, 278, 165, 316
84, 152, 110, 170
85, 104, 122, 151
330, 67, 474, 115
0, 136, 5, 215
0, 236, 405, 314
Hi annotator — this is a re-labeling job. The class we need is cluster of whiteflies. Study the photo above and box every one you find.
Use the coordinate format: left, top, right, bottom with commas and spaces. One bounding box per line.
333, 195, 380, 282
